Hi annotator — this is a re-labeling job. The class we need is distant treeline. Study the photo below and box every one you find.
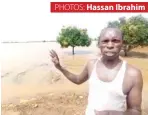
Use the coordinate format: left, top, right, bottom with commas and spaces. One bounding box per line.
2, 40, 57, 43
2, 39, 97, 44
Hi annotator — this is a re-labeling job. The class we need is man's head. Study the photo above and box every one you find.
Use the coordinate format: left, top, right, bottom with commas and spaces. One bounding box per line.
98, 27, 123, 60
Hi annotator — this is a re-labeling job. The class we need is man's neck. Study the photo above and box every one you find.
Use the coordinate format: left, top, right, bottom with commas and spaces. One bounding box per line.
101, 56, 121, 69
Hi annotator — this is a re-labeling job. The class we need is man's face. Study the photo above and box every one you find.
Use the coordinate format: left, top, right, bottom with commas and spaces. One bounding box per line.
99, 30, 123, 60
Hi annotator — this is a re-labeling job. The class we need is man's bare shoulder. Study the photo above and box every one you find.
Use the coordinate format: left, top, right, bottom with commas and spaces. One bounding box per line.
126, 63, 143, 85
86, 58, 99, 75
87, 58, 98, 66
127, 64, 142, 77
85, 58, 99, 71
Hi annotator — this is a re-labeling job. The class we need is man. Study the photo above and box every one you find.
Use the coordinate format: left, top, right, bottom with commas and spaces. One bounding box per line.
50, 28, 143, 115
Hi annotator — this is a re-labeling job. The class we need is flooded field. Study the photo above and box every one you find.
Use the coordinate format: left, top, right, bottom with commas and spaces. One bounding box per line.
1, 42, 148, 115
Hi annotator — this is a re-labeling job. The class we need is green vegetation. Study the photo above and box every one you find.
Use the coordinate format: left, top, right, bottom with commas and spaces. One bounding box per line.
56, 15, 148, 56
57, 26, 92, 55
107, 15, 148, 56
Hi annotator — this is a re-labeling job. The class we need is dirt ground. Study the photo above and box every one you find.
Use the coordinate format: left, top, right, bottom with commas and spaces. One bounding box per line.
2, 47, 148, 115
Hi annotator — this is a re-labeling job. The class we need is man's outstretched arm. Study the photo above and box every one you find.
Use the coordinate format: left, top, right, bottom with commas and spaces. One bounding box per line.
50, 50, 89, 85
58, 62, 89, 84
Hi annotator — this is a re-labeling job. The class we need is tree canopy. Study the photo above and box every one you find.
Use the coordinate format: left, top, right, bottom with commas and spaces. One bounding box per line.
107, 15, 148, 56
57, 26, 92, 55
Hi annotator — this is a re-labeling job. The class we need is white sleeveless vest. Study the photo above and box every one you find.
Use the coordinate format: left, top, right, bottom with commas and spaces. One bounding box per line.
85, 59, 127, 115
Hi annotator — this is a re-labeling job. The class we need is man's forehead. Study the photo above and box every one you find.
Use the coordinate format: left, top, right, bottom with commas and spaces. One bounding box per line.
107, 30, 116, 35
100, 28, 122, 40
104, 30, 120, 37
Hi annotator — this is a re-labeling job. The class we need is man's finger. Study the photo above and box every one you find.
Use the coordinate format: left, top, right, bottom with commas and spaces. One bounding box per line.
51, 50, 59, 59
52, 50, 58, 58
49, 51, 54, 58
50, 50, 56, 58
50, 53, 54, 58
51, 50, 57, 57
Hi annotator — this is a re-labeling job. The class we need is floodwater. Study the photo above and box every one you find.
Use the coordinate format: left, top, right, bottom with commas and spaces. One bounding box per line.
1, 41, 99, 102
1, 42, 148, 115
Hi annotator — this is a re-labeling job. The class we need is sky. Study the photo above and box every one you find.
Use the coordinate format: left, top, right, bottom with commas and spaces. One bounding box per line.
1, 0, 148, 42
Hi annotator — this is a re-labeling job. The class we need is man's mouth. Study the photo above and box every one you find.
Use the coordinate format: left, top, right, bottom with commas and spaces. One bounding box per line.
105, 52, 115, 56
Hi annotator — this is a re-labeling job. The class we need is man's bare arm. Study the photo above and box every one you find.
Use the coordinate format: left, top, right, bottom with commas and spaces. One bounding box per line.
58, 62, 89, 84
50, 50, 89, 85
126, 68, 143, 115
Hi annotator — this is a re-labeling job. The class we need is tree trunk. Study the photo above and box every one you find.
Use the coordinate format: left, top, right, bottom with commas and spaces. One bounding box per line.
124, 50, 128, 56
123, 44, 128, 56
72, 46, 75, 55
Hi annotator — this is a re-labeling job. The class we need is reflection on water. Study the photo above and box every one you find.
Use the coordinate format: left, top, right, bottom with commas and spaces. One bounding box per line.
64, 50, 93, 55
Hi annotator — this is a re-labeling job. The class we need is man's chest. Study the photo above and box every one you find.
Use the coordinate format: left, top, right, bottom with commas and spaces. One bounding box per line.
88, 64, 133, 95
96, 67, 120, 82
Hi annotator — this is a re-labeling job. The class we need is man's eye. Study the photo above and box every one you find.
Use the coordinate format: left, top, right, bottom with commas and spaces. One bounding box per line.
112, 39, 120, 43
103, 40, 109, 43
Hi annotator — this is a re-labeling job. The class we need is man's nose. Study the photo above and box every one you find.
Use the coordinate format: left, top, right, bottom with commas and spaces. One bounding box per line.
107, 41, 114, 49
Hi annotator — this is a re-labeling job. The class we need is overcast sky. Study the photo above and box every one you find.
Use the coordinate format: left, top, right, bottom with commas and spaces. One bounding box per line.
1, 0, 148, 42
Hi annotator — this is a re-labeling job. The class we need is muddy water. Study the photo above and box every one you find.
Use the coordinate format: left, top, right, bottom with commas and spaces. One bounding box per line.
1, 42, 148, 114
1, 42, 98, 103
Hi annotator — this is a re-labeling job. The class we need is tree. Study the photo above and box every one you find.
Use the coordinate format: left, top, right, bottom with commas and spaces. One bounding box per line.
57, 26, 91, 55
108, 20, 120, 28
107, 15, 148, 56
